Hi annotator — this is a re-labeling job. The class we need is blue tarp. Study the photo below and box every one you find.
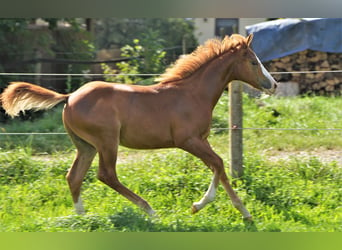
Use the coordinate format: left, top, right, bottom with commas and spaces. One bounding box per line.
246, 18, 342, 62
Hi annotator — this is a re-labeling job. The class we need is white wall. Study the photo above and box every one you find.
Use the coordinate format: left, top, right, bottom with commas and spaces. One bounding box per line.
194, 18, 266, 44
194, 18, 216, 44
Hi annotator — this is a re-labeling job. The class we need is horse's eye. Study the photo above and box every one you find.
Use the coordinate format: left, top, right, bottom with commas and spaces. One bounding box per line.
251, 61, 258, 66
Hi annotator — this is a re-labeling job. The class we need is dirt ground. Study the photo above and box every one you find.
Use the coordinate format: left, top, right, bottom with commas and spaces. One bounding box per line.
266, 149, 342, 165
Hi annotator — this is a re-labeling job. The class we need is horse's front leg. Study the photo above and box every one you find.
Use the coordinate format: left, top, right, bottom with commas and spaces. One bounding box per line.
180, 137, 252, 220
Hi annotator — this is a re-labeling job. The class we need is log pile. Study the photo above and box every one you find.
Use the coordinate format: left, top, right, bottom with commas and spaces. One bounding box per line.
263, 50, 342, 95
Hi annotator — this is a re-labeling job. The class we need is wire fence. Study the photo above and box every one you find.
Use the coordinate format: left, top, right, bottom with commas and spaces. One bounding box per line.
1, 127, 342, 136
0, 70, 341, 136
0, 70, 341, 77
1, 70, 341, 83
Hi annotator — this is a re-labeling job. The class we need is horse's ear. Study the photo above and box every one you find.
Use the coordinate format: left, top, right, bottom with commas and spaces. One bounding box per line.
246, 34, 254, 47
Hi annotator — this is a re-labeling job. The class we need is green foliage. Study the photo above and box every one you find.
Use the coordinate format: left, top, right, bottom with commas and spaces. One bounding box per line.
0, 19, 54, 89
243, 94, 342, 129
96, 19, 197, 82
0, 148, 41, 185
0, 146, 340, 232
243, 154, 341, 210
45, 214, 115, 232
52, 28, 95, 92
242, 94, 342, 151
0, 105, 72, 153
102, 31, 166, 84
101, 40, 142, 84
0, 18, 94, 92
95, 18, 197, 52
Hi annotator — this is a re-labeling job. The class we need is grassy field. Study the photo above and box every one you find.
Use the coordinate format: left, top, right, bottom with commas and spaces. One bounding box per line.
0, 93, 341, 232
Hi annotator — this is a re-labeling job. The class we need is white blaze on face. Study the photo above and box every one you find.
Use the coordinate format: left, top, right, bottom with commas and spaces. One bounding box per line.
251, 52, 277, 95
255, 54, 277, 88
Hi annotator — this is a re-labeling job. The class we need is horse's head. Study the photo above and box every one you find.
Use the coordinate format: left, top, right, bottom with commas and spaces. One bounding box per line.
231, 34, 277, 95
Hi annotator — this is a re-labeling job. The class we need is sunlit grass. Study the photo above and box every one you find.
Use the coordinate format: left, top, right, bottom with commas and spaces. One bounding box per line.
0, 146, 340, 232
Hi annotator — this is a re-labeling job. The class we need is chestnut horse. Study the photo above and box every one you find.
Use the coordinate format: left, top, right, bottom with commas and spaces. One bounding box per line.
1, 34, 277, 220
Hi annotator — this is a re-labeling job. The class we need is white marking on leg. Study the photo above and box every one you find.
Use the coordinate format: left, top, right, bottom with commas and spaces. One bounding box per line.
192, 176, 217, 212
74, 197, 85, 214
146, 207, 156, 217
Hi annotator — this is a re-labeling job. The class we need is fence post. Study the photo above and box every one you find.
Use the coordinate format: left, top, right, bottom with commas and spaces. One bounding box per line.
35, 50, 42, 84
229, 80, 243, 178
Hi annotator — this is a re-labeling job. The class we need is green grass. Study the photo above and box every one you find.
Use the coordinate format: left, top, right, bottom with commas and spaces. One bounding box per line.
0, 105, 73, 153
0, 94, 341, 232
0, 146, 340, 232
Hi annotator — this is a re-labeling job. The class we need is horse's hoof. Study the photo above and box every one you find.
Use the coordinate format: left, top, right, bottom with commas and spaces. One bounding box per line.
75, 208, 86, 215
191, 205, 199, 214
146, 208, 156, 217
243, 215, 253, 222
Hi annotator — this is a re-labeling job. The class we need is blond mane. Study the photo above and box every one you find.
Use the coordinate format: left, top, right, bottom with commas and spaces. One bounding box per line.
157, 34, 248, 83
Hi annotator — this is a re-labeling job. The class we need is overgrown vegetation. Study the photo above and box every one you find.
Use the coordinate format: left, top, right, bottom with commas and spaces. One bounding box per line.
101, 31, 166, 84
0, 18, 93, 90
0, 19, 52, 89
0, 94, 341, 232
94, 18, 197, 54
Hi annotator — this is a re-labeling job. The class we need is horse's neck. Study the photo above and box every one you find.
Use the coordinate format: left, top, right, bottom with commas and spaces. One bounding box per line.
185, 54, 235, 110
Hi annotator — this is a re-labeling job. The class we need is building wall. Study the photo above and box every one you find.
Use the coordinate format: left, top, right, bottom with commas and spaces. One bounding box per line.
194, 18, 216, 44
194, 18, 266, 44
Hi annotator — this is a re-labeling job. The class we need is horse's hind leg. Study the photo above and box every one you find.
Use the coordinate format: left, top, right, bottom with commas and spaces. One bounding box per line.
65, 128, 97, 214
97, 139, 155, 216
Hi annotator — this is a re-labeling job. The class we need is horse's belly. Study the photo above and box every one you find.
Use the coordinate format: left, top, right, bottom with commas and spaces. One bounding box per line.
119, 127, 175, 149
119, 137, 175, 149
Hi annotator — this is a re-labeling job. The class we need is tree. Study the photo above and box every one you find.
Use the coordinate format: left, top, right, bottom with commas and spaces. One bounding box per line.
94, 18, 198, 61
0, 18, 94, 92
95, 18, 198, 85
102, 30, 166, 84
0, 18, 95, 121
0, 19, 52, 89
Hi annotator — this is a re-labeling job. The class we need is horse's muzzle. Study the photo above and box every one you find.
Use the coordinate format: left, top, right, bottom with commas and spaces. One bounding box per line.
262, 81, 278, 95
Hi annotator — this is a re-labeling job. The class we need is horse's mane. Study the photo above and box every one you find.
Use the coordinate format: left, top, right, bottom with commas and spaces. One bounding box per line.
157, 34, 247, 83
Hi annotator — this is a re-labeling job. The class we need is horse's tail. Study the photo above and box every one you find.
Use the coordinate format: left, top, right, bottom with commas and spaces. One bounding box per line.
1, 82, 70, 118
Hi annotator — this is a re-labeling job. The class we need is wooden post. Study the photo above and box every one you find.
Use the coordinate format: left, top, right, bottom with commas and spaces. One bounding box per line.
229, 80, 243, 178
182, 34, 187, 54
35, 50, 42, 84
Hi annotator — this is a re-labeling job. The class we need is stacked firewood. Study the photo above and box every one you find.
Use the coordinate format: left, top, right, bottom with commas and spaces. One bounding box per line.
263, 50, 341, 95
